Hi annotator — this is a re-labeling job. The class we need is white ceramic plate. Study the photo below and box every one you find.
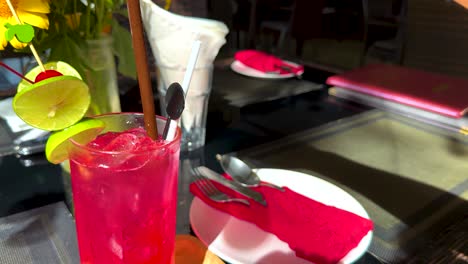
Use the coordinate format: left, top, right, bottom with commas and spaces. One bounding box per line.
189, 168, 373, 264
230, 60, 304, 79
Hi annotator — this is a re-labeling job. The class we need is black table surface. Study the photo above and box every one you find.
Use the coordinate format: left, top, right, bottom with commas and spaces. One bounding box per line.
0, 67, 384, 263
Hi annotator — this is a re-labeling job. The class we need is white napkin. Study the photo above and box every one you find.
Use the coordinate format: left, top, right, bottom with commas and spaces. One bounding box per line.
140, 0, 229, 69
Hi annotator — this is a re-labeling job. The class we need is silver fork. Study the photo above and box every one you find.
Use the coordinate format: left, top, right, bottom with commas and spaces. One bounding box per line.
192, 167, 250, 206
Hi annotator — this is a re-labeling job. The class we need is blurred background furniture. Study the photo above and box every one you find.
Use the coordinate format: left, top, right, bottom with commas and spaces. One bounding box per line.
361, 0, 407, 65
291, 0, 327, 57
208, 0, 468, 77
153, 0, 209, 17
258, 0, 296, 53
403, 0, 468, 78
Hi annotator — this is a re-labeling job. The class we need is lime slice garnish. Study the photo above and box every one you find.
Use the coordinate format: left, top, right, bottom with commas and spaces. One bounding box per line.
17, 61, 82, 93
46, 118, 105, 164
13, 75, 90, 131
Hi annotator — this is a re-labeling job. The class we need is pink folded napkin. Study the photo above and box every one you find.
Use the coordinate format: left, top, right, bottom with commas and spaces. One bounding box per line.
234, 50, 304, 75
190, 176, 373, 264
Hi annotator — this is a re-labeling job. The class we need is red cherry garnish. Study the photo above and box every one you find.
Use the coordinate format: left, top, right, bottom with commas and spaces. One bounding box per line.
35, 70, 63, 83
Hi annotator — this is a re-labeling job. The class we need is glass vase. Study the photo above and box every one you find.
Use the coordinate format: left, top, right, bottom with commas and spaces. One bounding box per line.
83, 36, 121, 115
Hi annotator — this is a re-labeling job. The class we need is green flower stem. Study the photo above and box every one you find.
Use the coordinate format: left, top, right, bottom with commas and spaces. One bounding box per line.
97, 0, 105, 38
85, 1, 91, 39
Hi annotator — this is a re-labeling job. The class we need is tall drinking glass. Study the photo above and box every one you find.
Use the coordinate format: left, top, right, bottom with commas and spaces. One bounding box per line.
68, 113, 181, 263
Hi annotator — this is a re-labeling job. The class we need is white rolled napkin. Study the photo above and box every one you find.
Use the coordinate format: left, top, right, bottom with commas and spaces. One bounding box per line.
140, 0, 228, 69
140, 0, 229, 132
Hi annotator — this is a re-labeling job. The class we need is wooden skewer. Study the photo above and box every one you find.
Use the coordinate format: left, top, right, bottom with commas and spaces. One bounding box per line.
5, 0, 46, 72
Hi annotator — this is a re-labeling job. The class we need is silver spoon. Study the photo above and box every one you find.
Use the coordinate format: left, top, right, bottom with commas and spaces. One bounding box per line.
216, 154, 285, 192
162, 82, 185, 140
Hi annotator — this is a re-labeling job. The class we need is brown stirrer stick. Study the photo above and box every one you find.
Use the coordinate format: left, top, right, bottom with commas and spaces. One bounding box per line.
127, 0, 158, 139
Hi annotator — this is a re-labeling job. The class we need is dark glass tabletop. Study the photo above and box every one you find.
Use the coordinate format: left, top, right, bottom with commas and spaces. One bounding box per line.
4, 65, 456, 264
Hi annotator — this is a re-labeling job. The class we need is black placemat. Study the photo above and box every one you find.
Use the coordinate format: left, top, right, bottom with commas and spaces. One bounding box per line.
0, 202, 79, 264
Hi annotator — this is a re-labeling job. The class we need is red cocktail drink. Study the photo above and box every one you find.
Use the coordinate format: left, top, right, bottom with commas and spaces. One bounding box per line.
68, 113, 181, 263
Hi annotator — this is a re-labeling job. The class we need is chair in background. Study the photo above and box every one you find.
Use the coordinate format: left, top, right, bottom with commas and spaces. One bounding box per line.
290, 0, 328, 57
229, 0, 254, 49
360, 0, 407, 65
258, 1, 296, 53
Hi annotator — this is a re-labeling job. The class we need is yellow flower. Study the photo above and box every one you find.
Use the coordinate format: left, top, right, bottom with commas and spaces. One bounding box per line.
0, 0, 50, 50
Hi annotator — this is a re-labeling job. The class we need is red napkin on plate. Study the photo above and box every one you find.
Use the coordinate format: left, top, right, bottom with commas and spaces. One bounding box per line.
190, 176, 373, 264
234, 50, 304, 75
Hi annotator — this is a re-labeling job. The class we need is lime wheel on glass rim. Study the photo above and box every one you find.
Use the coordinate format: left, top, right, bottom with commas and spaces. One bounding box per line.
45, 118, 105, 164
